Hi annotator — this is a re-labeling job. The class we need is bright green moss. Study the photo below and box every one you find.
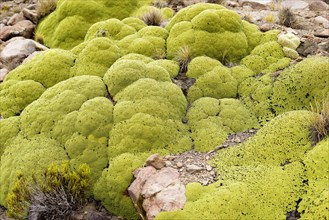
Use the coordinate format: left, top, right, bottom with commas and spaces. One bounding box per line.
230, 65, 256, 84
187, 65, 238, 102
70, 37, 122, 77
0, 117, 20, 160
118, 26, 168, 58
238, 74, 274, 124
0, 80, 45, 118
15, 76, 111, 182
272, 56, 329, 114
36, 0, 153, 49
186, 56, 223, 79
122, 17, 147, 31
186, 97, 257, 151
108, 113, 191, 160
157, 162, 304, 220
5, 49, 76, 88
133, 5, 174, 20
213, 110, 313, 167
114, 79, 187, 118
84, 18, 140, 41
240, 41, 289, 74
165, 3, 270, 63
150, 59, 180, 78
0, 135, 68, 207
299, 138, 329, 219
104, 57, 172, 97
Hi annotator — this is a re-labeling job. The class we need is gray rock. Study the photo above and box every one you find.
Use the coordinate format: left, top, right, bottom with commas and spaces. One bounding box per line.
297, 39, 319, 57
314, 16, 329, 28
309, 1, 329, 11
240, 0, 271, 9
0, 37, 48, 69
22, 8, 38, 24
0, 68, 9, 82
145, 154, 166, 170
0, 20, 35, 41
281, 0, 309, 10
186, 164, 203, 172
7, 13, 25, 26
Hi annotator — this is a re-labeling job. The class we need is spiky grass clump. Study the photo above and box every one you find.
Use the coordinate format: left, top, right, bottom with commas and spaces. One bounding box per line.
278, 7, 298, 28
308, 97, 329, 145
6, 162, 91, 220
36, 0, 58, 18
140, 9, 164, 26
174, 45, 192, 73
206, 0, 226, 5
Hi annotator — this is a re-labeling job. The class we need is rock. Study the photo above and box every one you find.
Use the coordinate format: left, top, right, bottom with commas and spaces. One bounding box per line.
227, 1, 239, 7
297, 39, 319, 56
206, 165, 212, 171
0, 37, 48, 69
141, 167, 185, 220
314, 16, 329, 28
165, 161, 172, 167
0, 20, 35, 41
0, 68, 9, 82
281, 0, 309, 10
314, 29, 329, 38
240, 0, 271, 10
176, 162, 183, 168
145, 154, 166, 169
260, 23, 274, 31
22, 51, 43, 64
318, 41, 329, 52
309, 1, 329, 11
22, 8, 38, 24
142, 167, 180, 198
128, 166, 157, 208
7, 13, 25, 26
186, 164, 203, 172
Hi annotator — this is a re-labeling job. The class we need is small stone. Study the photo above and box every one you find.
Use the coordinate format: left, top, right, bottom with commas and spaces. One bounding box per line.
176, 162, 183, 168
234, 137, 241, 143
241, 0, 271, 10
165, 161, 172, 167
0, 68, 9, 82
205, 156, 210, 160
206, 165, 212, 171
7, 13, 25, 26
210, 171, 216, 176
314, 29, 329, 38
309, 1, 329, 11
281, 0, 309, 10
201, 180, 208, 186
22, 8, 38, 24
186, 164, 203, 172
227, 1, 239, 7
145, 154, 166, 169
314, 16, 329, 28
260, 23, 273, 32
164, 155, 175, 161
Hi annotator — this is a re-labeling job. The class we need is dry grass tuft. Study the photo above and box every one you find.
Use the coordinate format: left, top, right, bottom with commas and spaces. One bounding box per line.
278, 7, 299, 28
206, 0, 226, 5
139, 8, 164, 26
36, 0, 58, 18
174, 45, 192, 73
308, 97, 329, 145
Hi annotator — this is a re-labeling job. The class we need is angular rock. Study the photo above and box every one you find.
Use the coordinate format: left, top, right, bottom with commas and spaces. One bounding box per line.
7, 13, 25, 26
145, 154, 166, 170
142, 167, 180, 198
186, 164, 203, 172
0, 20, 35, 41
314, 16, 329, 28
314, 29, 329, 38
22, 8, 38, 24
281, 0, 309, 10
128, 166, 157, 207
0, 37, 48, 69
0, 68, 9, 82
241, 0, 270, 10
309, 1, 329, 11
297, 39, 319, 57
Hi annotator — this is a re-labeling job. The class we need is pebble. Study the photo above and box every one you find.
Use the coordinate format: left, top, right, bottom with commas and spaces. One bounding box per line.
165, 161, 172, 167
206, 165, 212, 171
186, 164, 203, 172
176, 162, 183, 168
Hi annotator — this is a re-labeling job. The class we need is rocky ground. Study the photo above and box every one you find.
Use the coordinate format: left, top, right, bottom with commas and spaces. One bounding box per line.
0, 0, 328, 219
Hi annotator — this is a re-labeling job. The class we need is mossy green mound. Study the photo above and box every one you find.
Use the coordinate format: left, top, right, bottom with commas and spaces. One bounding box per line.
272, 56, 329, 114
0, 117, 20, 159
299, 138, 329, 219
166, 3, 276, 63
187, 97, 258, 151
0, 80, 45, 118
70, 37, 122, 77
35, 0, 153, 49
0, 135, 68, 207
